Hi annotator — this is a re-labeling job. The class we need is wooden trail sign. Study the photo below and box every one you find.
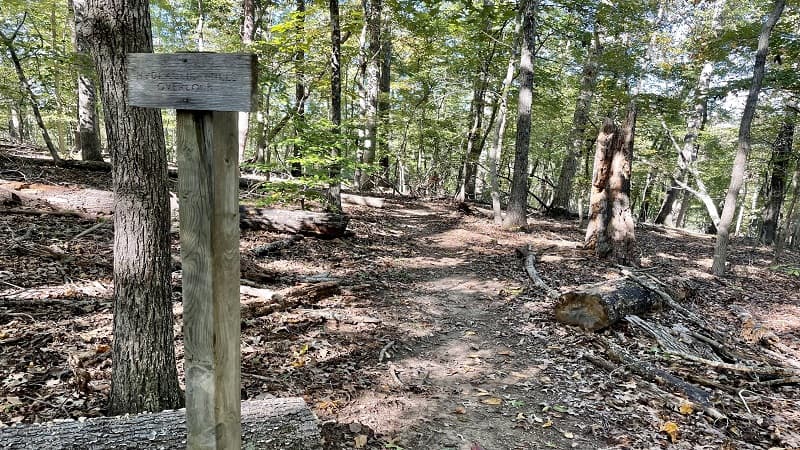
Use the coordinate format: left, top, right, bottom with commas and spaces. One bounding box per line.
127, 52, 256, 450
128, 53, 257, 111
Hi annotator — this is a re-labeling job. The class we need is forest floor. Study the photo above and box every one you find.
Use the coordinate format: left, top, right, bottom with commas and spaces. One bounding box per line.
1, 148, 800, 449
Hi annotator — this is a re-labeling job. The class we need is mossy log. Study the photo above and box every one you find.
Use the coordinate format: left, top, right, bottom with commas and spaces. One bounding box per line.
554, 276, 663, 331
239, 206, 349, 238
0, 398, 321, 450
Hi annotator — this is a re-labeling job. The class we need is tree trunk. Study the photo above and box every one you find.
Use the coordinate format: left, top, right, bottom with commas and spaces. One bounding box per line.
712, 0, 785, 275
585, 103, 638, 266
358, 0, 381, 190
503, 0, 538, 229
291, 0, 306, 178
237, 0, 257, 162
637, 165, 657, 223
71, 0, 103, 162
552, 29, 601, 211
378, 22, 391, 187
327, 0, 343, 212
760, 112, 794, 244
489, 24, 520, 225
0, 30, 61, 163
0, 398, 321, 450
555, 276, 663, 331
84, 0, 183, 414
776, 142, 799, 260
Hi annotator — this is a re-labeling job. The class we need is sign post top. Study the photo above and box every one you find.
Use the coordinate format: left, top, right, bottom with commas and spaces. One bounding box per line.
127, 53, 257, 112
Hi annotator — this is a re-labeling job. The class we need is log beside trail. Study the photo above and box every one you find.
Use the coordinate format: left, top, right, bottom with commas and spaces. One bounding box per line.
0, 398, 321, 450
239, 205, 349, 238
554, 276, 663, 331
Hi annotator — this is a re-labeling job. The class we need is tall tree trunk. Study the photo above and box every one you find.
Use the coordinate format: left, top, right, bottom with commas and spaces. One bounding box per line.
237, 0, 256, 162
503, 0, 538, 229
760, 111, 795, 244
489, 27, 520, 224
327, 0, 343, 212
71, 0, 103, 161
776, 159, 799, 258
0, 25, 61, 162
84, 0, 183, 414
291, 0, 306, 177
584, 103, 638, 266
8, 105, 21, 142
637, 165, 657, 223
712, 0, 785, 275
552, 29, 601, 211
378, 22, 391, 187
358, 0, 381, 190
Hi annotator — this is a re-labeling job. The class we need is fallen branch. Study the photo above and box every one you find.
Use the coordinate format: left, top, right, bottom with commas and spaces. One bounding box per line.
666, 351, 800, 379
241, 281, 340, 319
251, 235, 304, 257
516, 245, 559, 299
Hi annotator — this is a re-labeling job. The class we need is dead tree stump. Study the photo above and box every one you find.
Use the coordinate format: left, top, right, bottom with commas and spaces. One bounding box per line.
554, 276, 662, 331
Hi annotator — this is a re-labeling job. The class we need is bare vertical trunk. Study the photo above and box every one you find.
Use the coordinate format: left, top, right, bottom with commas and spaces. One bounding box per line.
760, 113, 794, 244
637, 165, 657, 223
195, 0, 205, 50
552, 29, 601, 211
489, 35, 520, 224
327, 0, 343, 212
71, 0, 103, 161
237, 0, 256, 162
291, 0, 306, 177
378, 23, 391, 187
8, 106, 20, 142
585, 103, 638, 266
358, 0, 381, 190
503, 0, 538, 229
712, 0, 785, 275
84, 0, 183, 414
776, 142, 799, 260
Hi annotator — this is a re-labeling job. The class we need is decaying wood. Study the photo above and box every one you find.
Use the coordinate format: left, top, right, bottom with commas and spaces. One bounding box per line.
1, 207, 97, 220
239, 205, 349, 238
554, 276, 663, 331
251, 234, 305, 257
666, 351, 800, 379
0, 398, 322, 450
626, 314, 700, 357
516, 245, 560, 299
341, 193, 385, 208
598, 337, 726, 420
241, 281, 340, 319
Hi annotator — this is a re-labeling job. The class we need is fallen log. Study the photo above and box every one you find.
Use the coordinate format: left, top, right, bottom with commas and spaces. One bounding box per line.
341, 193, 385, 208
252, 234, 305, 257
554, 276, 663, 331
516, 245, 560, 299
0, 398, 321, 450
239, 205, 349, 238
241, 281, 340, 318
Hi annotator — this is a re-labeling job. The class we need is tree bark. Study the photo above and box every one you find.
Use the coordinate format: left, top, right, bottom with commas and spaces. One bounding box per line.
378, 22, 392, 187
237, 0, 257, 162
552, 29, 601, 211
71, 0, 103, 162
327, 0, 343, 212
84, 0, 183, 414
760, 111, 794, 244
584, 103, 638, 266
489, 23, 520, 225
291, 0, 307, 178
555, 276, 663, 331
503, 0, 538, 229
358, 0, 381, 190
0, 398, 321, 450
712, 0, 785, 275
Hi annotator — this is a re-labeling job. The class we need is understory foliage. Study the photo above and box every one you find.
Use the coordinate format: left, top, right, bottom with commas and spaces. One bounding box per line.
1, 0, 798, 237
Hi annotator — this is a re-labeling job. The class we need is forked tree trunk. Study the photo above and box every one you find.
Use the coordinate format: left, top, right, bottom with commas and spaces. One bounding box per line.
713, 0, 785, 275
84, 0, 183, 414
358, 0, 381, 190
760, 112, 794, 244
584, 102, 638, 266
552, 29, 601, 211
503, 0, 538, 229
489, 23, 520, 224
71, 0, 103, 162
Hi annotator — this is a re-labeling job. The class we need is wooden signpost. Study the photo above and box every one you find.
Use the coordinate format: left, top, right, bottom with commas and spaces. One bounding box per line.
128, 53, 256, 450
